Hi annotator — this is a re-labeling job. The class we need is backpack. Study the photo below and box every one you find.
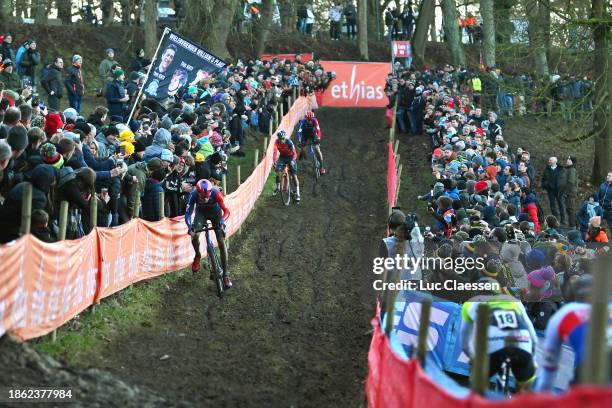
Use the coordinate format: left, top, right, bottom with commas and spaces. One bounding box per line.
15, 44, 27, 75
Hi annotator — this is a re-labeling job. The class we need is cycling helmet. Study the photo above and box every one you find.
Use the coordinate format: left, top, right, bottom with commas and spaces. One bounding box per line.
277, 130, 287, 140
196, 179, 213, 198
305, 111, 314, 120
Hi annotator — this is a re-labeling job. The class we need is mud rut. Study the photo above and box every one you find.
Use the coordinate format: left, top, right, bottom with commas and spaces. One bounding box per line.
93, 108, 387, 407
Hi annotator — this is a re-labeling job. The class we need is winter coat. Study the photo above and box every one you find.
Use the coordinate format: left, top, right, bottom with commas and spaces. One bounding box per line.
141, 178, 164, 221
98, 58, 115, 84
542, 165, 561, 191
19, 49, 41, 79
105, 79, 127, 118
500, 243, 529, 289
143, 129, 171, 162
0, 164, 55, 243
521, 192, 541, 233
64, 64, 85, 97
0, 69, 22, 91
1, 43, 16, 64
94, 133, 115, 159
560, 165, 577, 195
41, 65, 63, 97
54, 167, 89, 212
598, 181, 612, 211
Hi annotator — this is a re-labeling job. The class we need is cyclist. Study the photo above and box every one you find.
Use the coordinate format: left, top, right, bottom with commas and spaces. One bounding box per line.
536, 275, 612, 391
273, 130, 300, 202
460, 291, 538, 391
297, 110, 325, 174
185, 179, 232, 289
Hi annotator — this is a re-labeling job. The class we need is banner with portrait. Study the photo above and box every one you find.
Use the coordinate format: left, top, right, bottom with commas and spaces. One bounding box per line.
143, 30, 227, 100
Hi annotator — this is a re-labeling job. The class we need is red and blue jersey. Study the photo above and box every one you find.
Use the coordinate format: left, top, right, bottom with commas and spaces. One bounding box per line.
297, 118, 321, 144
273, 138, 297, 161
184, 187, 230, 229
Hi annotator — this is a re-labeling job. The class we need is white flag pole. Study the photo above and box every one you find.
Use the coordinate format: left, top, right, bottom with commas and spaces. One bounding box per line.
126, 26, 171, 124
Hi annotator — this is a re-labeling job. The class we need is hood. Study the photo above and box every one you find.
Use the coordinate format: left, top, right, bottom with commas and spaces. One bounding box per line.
524, 192, 537, 204
500, 242, 520, 262
31, 164, 56, 194
153, 128, 171, 147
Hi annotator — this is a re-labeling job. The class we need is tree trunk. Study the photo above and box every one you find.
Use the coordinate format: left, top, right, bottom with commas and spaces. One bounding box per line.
57, 0, 73, 24
33, 0, 48, 24
525, 0, 548, 79
0, 0, 12, 22
254, 0, 273, 57
280, 0, 294, 34
441, 0, 465, 66
184, 0, 236, 59
413, 0, 436, 65
358, 0, 368, 60
429, 2, 437, 42
480, 0, 495, 68
102, 0, 115, 25
493, 0, 515, 43
144, 0, 157, 58
590, 0, 611, 183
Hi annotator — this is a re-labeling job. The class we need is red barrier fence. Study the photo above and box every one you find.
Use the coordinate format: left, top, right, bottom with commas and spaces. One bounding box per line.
366, 306, 612, 408
0, 96, 316, 341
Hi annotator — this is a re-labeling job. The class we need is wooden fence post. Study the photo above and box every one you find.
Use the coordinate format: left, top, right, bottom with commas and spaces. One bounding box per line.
269, 118, 274, 136
263, 137, 268, 153
158, 192, 165, 219
394, 164, 403, 205
254, 149, 259, 168
580, 255, 611, 385
416, 299, 432, 366
280, 101, 284, 119
222, 175, 227, 195
395, 153, 401, 171
470, 303, 490, 395
58, 201, 69, 241
20, 183, 33, 235
393, 139, 399, 157
90, 192, 98, 228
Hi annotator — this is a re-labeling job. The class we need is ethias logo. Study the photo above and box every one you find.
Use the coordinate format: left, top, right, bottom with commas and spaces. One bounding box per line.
330, 65, 384, 104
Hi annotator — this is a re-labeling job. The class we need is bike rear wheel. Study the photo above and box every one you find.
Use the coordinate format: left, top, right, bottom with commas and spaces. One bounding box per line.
280, 168, 292, 206
207, 244, 224, 298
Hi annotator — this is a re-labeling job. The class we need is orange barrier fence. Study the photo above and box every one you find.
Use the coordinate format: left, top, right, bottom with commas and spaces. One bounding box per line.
0, 96, 316, 341
366, 306, 612, 408
387, 142, 397, 209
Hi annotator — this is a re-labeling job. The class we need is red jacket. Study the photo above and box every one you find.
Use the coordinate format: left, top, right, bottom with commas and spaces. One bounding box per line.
521, 202, 540, 233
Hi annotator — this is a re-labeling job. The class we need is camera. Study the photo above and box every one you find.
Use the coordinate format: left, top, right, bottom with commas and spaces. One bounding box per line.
403, 213, 418, 233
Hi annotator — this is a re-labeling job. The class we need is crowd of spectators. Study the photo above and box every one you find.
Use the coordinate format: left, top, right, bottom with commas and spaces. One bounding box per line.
383, 63, 610, 330
0, 36, 331, 244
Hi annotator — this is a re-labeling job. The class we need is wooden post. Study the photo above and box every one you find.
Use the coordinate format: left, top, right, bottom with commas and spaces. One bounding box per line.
263, 137, 268, 153
254, 149, 259, 168
416, 299, 432, 366
89, 192, 98, 228
293, 86, 297, 100
222, 175, 227, 195
280, 101, 284, 119
288, 95, 292, 108
269, 118, 274, 136
275, 105, 280, 127
394, 164, 403, 204
58, 201, 69, 241
470, 303, 490, 395
395, 153, 401, 171
20, 183, 33, 235
158, 191, 165, 219
580, 256, 611, 385
132, 193, 140, 218
393, 139, 399, 157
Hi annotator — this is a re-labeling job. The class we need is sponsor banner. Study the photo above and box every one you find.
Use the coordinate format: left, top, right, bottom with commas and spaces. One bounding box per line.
392, 41, 413, 58
143, 30, 227, 100
320, 61, 390, 108
0, 96, 317, 341
260, 53, 314, 63
387, 291, 575, 390
367, 308, 612, 408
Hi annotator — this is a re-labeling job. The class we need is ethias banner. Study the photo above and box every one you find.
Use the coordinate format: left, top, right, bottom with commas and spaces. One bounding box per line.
320, 61, 390, 108
144, 30, 227, 100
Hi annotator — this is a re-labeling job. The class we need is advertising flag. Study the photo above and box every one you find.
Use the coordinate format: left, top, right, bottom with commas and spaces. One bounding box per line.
143, 30, 227, 100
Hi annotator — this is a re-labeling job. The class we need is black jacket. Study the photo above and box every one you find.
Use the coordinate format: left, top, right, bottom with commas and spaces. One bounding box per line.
65, 64, 85, 97
105, 79, 127, 118
542, 166, 561, 192
19, 49, 41, 79
41, 65, 63, 97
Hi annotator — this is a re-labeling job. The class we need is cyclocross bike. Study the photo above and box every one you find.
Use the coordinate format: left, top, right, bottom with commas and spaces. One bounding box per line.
308, 142, 321, 182
279, 163, 293, 206
194, 220, 225, 298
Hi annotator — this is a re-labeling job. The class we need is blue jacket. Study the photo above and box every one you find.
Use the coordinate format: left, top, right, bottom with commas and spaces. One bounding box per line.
578, 201, 603, 230
598, 181, 612, 211
105, 79, 127, 119
142, 179, 165, 221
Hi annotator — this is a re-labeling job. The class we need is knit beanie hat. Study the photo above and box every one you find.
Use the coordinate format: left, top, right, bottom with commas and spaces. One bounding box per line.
475, 180, 489, 194
527, 266, 555, 300
7, 126, 28, 151
44, 113, 64, 137
525, 249, 546, 271
63, 108, 78, 123
160, 149, 173, 162
195, 152, 205, 163
113, 69, 125, 79
40, 142, 64, 168
589, 216, 601, 228
432, 182, 444, 196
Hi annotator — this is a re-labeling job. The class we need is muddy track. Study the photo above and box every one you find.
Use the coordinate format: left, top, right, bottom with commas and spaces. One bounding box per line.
90, 108, 388, 407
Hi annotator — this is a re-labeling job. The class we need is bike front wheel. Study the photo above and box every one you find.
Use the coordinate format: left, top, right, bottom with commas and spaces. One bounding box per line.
208, 245, 224, 298
280, 169, 292, 206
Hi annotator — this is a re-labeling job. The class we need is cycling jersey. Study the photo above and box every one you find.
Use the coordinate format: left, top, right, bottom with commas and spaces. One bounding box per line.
184, 187, 230, 230
273, 138, 297, 162
297, 118, 321, 144
461, 295, 537, 356
536, 302, 612, 391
